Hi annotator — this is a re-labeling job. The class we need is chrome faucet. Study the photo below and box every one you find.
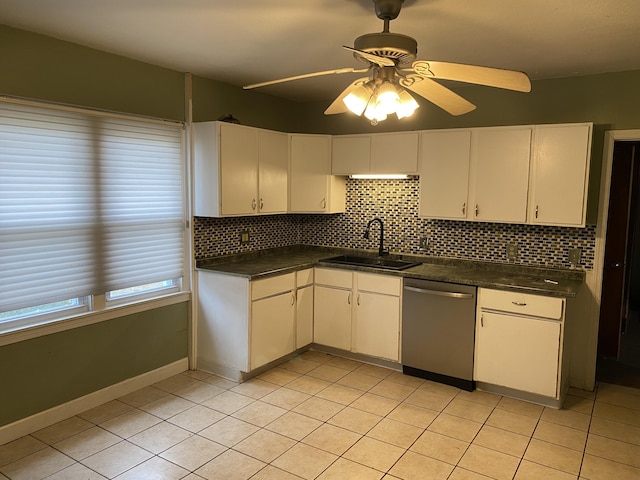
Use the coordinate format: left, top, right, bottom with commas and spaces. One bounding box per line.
364, 217, 389, 257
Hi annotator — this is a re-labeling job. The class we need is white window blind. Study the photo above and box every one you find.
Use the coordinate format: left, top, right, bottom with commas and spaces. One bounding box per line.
0, 100, 185, 317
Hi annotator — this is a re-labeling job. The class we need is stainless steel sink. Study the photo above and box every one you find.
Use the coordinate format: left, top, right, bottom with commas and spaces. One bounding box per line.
319, 255, 421, 271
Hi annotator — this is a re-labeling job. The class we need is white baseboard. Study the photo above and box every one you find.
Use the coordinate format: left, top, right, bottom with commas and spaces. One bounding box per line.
0, 358, 189, 446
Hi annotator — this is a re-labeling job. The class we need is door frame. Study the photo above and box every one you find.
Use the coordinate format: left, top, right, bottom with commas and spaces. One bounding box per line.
583, 130, 640, 389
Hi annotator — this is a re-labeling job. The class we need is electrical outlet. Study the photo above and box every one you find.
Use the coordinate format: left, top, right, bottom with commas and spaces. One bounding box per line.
419, 236, 429, 250
506, 243, 518, 261
569, 248, 582, 265
239, 230, 250, 245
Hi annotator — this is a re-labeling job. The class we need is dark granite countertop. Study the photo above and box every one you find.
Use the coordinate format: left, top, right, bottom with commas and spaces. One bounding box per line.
196, 245, 585, 298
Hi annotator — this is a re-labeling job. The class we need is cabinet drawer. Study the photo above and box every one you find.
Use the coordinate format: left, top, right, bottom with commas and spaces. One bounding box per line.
314, 267, 353, 289
296, 268, 314, 288
479, 288, 564, 320
357, 273, 401, 296
251, 273, 295, 300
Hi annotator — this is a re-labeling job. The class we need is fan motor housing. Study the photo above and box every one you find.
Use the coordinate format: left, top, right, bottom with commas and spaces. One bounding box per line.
354, 32, 417, 66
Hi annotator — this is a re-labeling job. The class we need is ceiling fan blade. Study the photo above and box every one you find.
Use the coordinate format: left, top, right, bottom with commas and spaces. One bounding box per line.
243, 67, 370, 89
324, 77, 371, 115
400, 76, 476, 116
410, 60, 532, 92
342, 45, 395, 67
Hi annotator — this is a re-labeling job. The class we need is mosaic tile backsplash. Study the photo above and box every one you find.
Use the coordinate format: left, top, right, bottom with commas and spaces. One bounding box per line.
195, 178, 596, 270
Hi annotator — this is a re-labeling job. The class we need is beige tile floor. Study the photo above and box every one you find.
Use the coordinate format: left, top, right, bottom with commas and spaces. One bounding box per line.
2, 350, 640, 479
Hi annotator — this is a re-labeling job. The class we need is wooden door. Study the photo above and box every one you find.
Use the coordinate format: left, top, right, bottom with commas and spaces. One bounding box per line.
470, 127, 531, 223
370, 132, 419, 174
475, 312, 560, 397
529, 124, 591, 226
289, 135, 331, 212
419, 129, 471, 220
599, 141, 640, 357
354, 292, 400, 361
296, 285, 314, 349
257, 130, 288, 214
219, 123, 258, 216
332, 135, 371, 175
251, 291, 295, 370
313, 285, 352, 350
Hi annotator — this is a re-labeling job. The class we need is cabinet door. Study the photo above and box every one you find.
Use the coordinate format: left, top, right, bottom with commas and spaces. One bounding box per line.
529, 124, 591, 226
313, 285, 352, 350
371, 132, 419, 174
470, 127, 531, 223
220, 123, 259, 216
419, 130, 471, 219
354, 292, 400, 361
258, 130, 288, 214
251, 291, 295, 370
296, 285, 314, 349
289, 134, 332, 212
474, 312, 560, 397
332, 135, 371, 175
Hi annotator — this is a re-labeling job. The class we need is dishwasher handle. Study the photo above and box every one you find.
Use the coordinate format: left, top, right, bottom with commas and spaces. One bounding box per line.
404, 285, 474, 299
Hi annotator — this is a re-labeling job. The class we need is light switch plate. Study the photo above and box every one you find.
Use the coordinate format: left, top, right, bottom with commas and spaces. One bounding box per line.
506, 243, 518, 261
240, 230, 250, 245
569, 248, 582, 265
419, 236, 429, 249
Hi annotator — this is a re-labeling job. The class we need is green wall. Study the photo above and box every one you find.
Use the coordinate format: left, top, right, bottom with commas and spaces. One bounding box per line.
0, 25, 185, 121
192, 75, 305, 132
0, 302, 189, 426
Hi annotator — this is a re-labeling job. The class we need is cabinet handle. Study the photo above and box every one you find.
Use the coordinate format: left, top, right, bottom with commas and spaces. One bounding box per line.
512, 301, 527, 306
357, 294, 361, 306
462, 202, 466, 215
251, 199, 257, 211
291, 293, 295, 306
480, 314, 484, 327
475, 204, 479, 217
347, 293, 351, 305
321, 198, 327, 209
535, 205, 539, 219
260, 198, 264, 210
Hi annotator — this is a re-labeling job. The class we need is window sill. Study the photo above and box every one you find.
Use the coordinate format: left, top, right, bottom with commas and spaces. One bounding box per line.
0, 291, 191, 347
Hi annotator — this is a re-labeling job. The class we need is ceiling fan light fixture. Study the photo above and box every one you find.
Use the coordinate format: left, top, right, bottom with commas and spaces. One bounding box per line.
343, 82, 374, 116
376, 81, 401, 114
396, 89, 419, 119
364, 101, 388, 124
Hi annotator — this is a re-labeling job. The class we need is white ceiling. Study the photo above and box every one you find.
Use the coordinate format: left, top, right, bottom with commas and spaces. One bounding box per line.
2, 0, 640, 102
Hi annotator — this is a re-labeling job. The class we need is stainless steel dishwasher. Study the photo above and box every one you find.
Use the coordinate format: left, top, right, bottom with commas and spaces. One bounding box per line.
402, 278, 477, 391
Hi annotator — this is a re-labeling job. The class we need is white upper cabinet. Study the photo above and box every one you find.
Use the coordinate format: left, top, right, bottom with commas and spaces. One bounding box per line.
257, 129, 289, 214
469, 126, 532, 223
289, 134, 346, 213
370, 132, 419, 174
418, 123, 592, 227
332, 135, 371, 175
332, 132, 419, 175
193, 122, 287, 217
419, 129, 471, 219
528, 123, 592, 227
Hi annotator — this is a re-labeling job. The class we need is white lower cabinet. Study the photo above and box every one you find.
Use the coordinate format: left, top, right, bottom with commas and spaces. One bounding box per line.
251, 290, 295, 370
313, 268, 401, 361
197, 270, 297, 379
313, 268, 353, 350
474, 288, 567, 402
353, 291, 400, 361
295, 269, 314, 349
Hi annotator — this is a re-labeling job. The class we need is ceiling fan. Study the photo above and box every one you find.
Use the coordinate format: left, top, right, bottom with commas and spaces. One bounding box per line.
243, 0, 531, 124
